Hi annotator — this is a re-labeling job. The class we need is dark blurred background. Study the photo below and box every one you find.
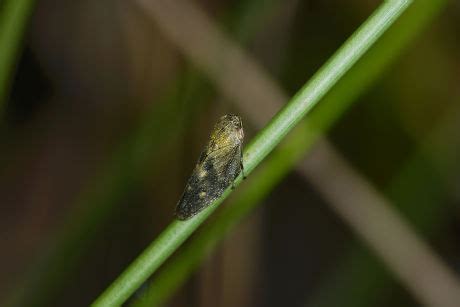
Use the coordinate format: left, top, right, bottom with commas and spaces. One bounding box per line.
1, 0, 460, 306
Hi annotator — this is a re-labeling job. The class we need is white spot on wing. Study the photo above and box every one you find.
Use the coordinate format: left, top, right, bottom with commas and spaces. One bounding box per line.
199, 169, 207, 179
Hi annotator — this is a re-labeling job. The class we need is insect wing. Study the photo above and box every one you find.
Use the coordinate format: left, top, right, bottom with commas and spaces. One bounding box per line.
209, 144, 242, 185
175, 143, 242, 220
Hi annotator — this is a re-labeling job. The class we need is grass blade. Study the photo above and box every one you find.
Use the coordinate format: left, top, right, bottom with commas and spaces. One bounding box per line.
131, 0, 450, 303
4, 1, 281, 305
92, 1, 412, 306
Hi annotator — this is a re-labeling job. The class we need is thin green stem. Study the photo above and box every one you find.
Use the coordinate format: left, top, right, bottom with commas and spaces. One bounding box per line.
244, 0, 409, 174
131, 2, 448, 303
92, 1, 412, 306
4, 1, 280, 306
0, 0, 35, 116
132, 119, 317, 307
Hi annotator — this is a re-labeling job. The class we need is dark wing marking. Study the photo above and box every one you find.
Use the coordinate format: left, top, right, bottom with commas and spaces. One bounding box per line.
175, 143, 243, 220
217, 144, 242, 183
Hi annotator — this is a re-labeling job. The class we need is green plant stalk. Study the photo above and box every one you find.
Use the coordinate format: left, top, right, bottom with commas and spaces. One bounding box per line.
304, 1, 452, 306
131, 1, 448, 303
242, 0, 409, 175
4, 1, 281, 306
132, 113, 319, 307
0, 0, 35, 115
92, 1, 412, 306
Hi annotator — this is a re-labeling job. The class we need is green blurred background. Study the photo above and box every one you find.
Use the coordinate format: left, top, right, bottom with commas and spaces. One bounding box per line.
1, 0, 460, 306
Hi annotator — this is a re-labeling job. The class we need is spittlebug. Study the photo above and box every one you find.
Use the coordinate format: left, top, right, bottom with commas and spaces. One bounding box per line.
175, 114, 245, 220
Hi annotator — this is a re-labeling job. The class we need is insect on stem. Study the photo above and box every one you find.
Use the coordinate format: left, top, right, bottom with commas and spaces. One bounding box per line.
175, 114, 245, 220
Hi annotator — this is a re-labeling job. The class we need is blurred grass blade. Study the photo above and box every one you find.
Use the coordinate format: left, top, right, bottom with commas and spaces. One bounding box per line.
308, 116, 458, 307
0, 0, 35, 116
92, 1, 412, 306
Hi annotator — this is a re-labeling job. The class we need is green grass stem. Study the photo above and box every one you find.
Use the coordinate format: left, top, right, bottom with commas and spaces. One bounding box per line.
130, 1, 449, 303
92, 1, 412, 306
4, 1, 281, 305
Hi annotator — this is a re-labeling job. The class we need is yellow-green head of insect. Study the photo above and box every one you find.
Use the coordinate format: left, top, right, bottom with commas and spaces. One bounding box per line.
210, 114, 244, 148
